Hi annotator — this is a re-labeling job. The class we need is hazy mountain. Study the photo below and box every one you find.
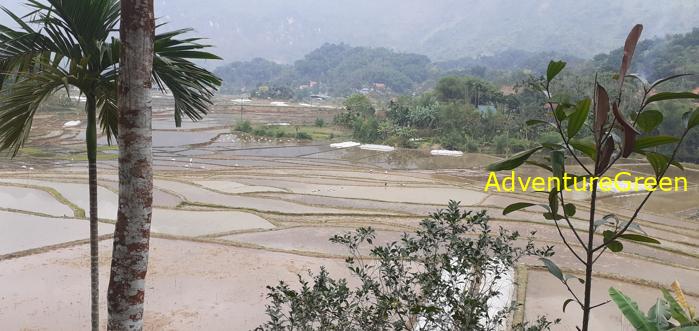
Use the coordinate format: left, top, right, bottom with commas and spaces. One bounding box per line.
1, 0, 698, 63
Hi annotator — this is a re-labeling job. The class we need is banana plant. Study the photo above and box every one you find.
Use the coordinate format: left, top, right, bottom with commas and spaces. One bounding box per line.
609, 282, 699, 331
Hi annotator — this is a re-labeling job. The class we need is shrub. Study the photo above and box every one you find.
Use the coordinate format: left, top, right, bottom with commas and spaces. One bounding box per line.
437, 129, 467, 151
464, 135, 479, 152
333, 111, 359, 127
256, 201, 556, 331
295, 131, 312, 140
315, 117, 325, 127
352, 117, 381, 143
234, 119, 253, 133
509, 138, 530, 153
494, 135, 508, 154
253, 128, 269, 136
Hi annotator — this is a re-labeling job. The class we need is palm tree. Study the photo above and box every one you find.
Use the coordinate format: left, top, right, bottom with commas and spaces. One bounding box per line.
108, 0, 154, 329
0, 1, 221, 329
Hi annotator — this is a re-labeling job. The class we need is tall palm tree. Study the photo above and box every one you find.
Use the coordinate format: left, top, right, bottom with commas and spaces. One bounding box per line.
0, 1, 221, 329
108, 0, 154, 329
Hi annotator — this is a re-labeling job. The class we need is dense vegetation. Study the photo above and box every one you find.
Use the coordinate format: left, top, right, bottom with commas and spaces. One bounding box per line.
257, 202, 557, 331
273, 29, 697, 161
215, 43, 431, 96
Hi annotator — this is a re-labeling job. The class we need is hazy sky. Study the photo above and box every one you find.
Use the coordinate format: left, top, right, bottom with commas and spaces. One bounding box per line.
2, 0, 698, 64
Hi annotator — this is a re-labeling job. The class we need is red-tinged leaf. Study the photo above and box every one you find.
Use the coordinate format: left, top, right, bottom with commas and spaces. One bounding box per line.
612, 102, 640, 158
595, 84, 610, 140
619, 24, 643, 90
598, 138, 614, 172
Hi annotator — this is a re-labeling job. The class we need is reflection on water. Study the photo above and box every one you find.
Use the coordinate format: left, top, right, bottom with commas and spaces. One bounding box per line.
321, 148, 500, 170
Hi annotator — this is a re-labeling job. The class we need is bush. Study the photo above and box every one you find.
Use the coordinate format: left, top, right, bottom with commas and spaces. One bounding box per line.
464, 135, 479, 152
509, 138, 531, 153
256, 201, 556, 331
295, 131, 312, 140
352, 117, 381, 143
315, 117, 325, 127
253, 128, 269, 136
234, 119, 253, 133
437, 129, 467, 151
333, 111, 359, 127
494, 135, 508, 154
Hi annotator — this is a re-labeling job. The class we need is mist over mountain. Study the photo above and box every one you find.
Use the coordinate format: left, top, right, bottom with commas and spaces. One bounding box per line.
2, 0, 698, 63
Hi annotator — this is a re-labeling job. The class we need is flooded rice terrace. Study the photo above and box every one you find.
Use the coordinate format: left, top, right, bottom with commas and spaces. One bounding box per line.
1, 96, 698, 330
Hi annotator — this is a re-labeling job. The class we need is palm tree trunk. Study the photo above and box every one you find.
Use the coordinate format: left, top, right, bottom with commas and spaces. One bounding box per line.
107, 0, 155, 329
86, 93, 99, 331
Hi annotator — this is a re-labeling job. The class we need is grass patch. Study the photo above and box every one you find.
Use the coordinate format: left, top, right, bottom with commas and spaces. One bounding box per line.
19, 147, 56, 158
233, 122, 350, 141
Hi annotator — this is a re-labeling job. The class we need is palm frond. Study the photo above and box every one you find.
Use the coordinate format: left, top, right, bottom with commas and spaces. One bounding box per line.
0, 66, 66, 155
153, 28, 221, 127
25, 0, 120, 64
95, 77, 118, 144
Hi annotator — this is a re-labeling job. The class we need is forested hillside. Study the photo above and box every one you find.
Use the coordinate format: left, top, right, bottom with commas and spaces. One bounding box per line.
215, 28, 699, 98
215, 44, 432, 95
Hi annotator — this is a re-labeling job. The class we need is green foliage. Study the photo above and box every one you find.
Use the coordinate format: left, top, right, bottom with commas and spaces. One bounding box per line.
295, 131, 312, 140
352, 116, 381, 143
314, 117, 325, 127
486, 147, 542, 171
435, 76, 505, 107
234, 120, 253, 133
343, 94, 375, 116
486, 25, 699, 331
610, 284, 699, 330
256, 202, 556, 331
215, 43, 431, 95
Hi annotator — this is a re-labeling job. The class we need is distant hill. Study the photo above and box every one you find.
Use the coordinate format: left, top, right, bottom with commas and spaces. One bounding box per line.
214, 44, 432, 95
215, 28, 699, 97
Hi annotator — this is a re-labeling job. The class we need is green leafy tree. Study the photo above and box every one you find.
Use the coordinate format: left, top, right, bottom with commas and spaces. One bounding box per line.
343, 93, 375, 116
0, 1, 220, 329
256, 201, 557, 331
486, 24, 699, 331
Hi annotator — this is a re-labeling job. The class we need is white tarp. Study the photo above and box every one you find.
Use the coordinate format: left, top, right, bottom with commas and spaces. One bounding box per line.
416, 263, 514, 331
431, 150, 464, 157
360, 144, 395, 152
330, 141, 361, 148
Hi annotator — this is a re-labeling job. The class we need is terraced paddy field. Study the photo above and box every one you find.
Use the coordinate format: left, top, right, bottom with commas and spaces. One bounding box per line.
1, 96, 698, 330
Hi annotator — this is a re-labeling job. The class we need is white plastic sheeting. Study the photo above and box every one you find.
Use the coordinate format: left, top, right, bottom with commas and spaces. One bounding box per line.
416, 263, 515, 331
359, 144, 395, 152
431, 150, 464, 157
330, 141, 361, 149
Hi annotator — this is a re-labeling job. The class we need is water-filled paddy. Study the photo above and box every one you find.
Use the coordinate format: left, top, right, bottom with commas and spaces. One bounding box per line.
2, 103, 698, 330
0, 185, 73, 217
0, 211, 113, 255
